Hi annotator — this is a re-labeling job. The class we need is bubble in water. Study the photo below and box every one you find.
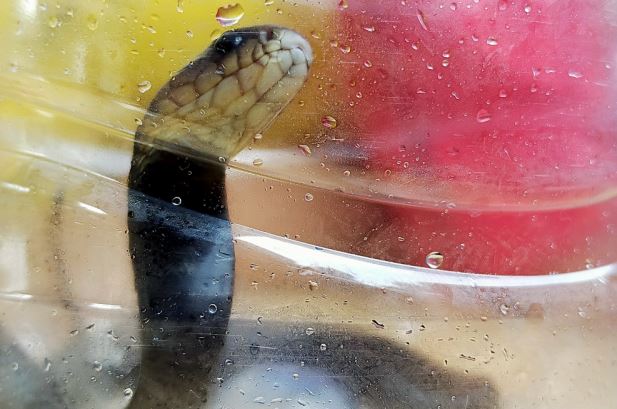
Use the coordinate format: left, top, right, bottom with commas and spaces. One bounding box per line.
48, 16, 59, 28
252, 158, 264, 166
216, 4, 245, 27
486, 37, 498, 46
171, 196, 182, 206
305, 327, 315, 335
137, 80, 151, 93
304, 193, 314, 202
321, 115, 338, 129
123, 388, 133, 398
93, 361, 103, 372
319, 343, 327, 351
425, 251, 444, 269
476, 109, 492, 123
87, 15, 98, 31
208, 303, 218, 314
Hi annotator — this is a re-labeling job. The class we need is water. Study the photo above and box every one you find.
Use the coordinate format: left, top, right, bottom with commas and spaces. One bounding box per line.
1, 0, 617, 408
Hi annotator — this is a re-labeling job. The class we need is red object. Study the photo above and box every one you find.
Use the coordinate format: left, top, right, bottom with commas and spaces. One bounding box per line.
337, 0, 617, 275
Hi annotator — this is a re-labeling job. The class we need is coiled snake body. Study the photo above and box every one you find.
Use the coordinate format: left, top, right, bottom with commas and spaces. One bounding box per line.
127, 26, 497, 408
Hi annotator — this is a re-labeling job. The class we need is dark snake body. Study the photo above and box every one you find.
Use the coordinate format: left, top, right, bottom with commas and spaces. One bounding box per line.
127, 26, 499, 408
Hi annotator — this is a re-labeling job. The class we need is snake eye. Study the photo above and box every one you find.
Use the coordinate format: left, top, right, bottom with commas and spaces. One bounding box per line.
214, 33, 246, 55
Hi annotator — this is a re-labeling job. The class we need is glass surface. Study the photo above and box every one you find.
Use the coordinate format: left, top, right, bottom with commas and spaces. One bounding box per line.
1, 1, 616, 408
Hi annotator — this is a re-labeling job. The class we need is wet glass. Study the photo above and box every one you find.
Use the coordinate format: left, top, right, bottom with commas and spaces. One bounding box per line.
1, 1, 616, 408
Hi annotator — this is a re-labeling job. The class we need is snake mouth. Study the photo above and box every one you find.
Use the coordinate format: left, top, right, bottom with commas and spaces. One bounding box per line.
136, 25, 313, 162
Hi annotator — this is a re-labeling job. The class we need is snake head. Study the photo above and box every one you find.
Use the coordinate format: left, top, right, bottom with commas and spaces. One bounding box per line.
136, 26, 313, 162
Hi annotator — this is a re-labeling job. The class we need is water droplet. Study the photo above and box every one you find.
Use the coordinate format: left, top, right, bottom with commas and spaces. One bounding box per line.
87, 15, 98, 31
93, 361, 103, 372
321, 115, 337, 129
43, 358, 51, 372
254, 396, 265, 403
476, 109, 492, 123
319, 343, 327, 351
499, 89, 508, 98
137, 80, 151, 93
568, 69, 583, 79
308, 280, 318, 290
225, 358, 234, 365
176, 0, 184, 13
48, 16, 59, 28
305, 327, 315, 335
171, 196, 182, 206
524, 4, 532, 13
11, 362, 18, 371
218, 156, 227, 163
186, 30, 193, 38
123, 388, 133, 398
210, 29, 223, 41
292, 373, 300, 380
298, 398, 309, 406
343, 170, 351, 176
265, 0, 274, 5
498, 0, 508, 10
298, 144, 311, 156
339, 44, 351, 53
208, 303, 218, 314
216, 3, 244, 27
425, 251, 444, 269
362, 25, 376, 32
499, 304, 510, 315
134, 118, 143, 126
450, 2, 458, 11
252, 158, 263, 166
338, 0, 349, 10
363, 60, 373, 68
486, 37, 498, 46
416, 9, 429, 31
70, 329, 79, 336
442, 59, 450, 67
304, 193, 314, 202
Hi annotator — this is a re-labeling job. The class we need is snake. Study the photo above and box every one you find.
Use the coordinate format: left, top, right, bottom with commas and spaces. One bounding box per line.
126, 26, 498, 408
